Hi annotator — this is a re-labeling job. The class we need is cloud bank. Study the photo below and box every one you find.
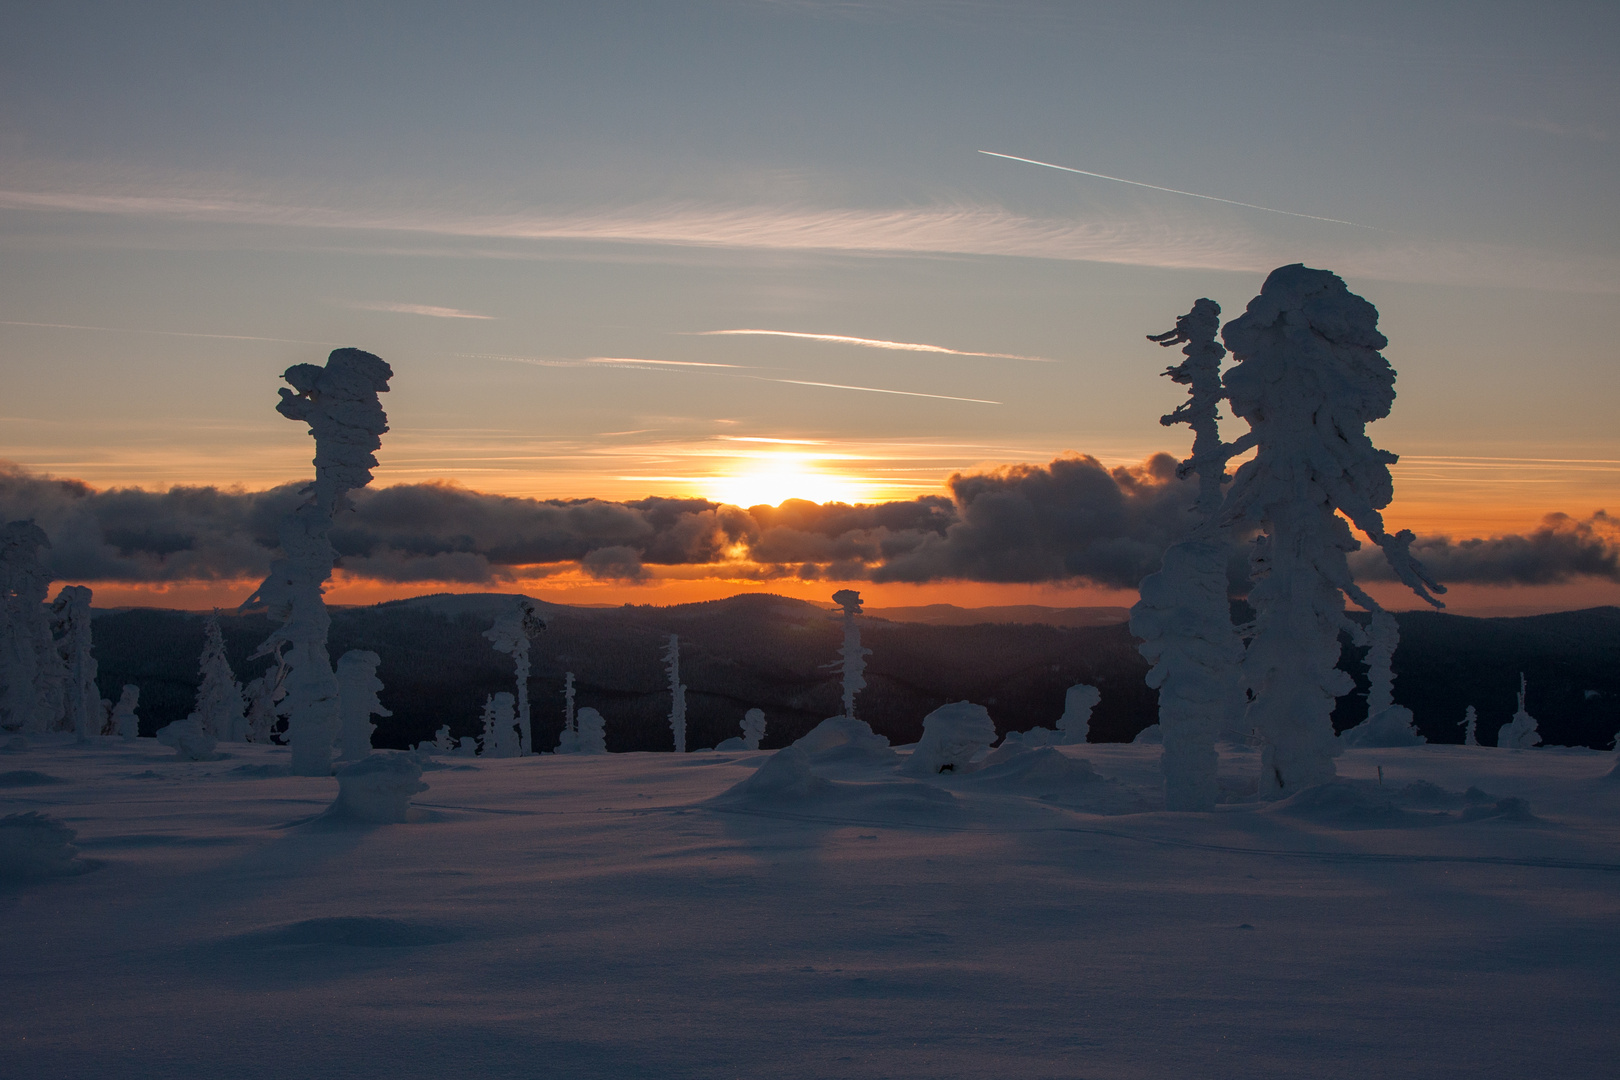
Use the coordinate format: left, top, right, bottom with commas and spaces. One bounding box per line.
3, 460, 1615, 593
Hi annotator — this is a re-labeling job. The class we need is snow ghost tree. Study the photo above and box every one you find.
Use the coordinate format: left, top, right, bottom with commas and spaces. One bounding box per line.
742, 708, 766, 750
482, 691, 519, 757
111, 685, 140, 740
190, 612, 245, 742
716, 708, 767, 752
1, 521, 55, 733
663, 635, 687, 753
1497, 674, 1541, 749
1218, 265, 1444, 795
828, 590, 871, 720
50, 586, 99, 740
336, 650, 390, 761
1339, 610, 1424, 747
554, 671, 578, 753
1131, 300, 1248, 810
1460, 705, 1479, 747
1057, 684, 1100, 745
574, 707, 607, 754
241, 348, 392, 776
899, 701, 998, 776
483, 599, 545, 755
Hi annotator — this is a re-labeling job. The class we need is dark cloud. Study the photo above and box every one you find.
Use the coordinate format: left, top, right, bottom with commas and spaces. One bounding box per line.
4, 460, 1615, 592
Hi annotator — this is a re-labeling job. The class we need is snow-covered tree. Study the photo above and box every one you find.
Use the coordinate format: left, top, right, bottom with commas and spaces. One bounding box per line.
190, 612, 245, 742
50, 586, 98, 741
664, 635, 687, 753
1460, 705, 1479, 747
1, 521, 55, 733
1130, 300, 1248, 810
241, 348, 392, 776
483, 598, 544, 755
1215, 265, 1444, 795
1340, 610, 1424, 747
1497, 674, 1541, 749
741, 708, 766, 750
481, 691, 519, 757
575, 707, 607, 754
111, 685, 140, 740
1057, 684, 1100, 745
336, 650, 390, 761
828, 589, 871, 720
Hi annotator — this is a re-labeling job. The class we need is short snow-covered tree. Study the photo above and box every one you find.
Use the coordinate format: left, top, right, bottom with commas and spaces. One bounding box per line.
1217, 265, 1444, 795
241, 348, 392, 776
190, 612, 245, 742
481, 691, 519, 757
1460, 705, 1479, 747
110, 685, 140, 740
574, 707, 607, 754
1497, 674, 1541, 749
1339, 610, 1424, 747
1057, 684, 1100, 745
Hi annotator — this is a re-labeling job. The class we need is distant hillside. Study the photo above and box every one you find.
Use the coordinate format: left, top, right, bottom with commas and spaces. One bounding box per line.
868, 604, 1132, 628
87, 596, 1620, 753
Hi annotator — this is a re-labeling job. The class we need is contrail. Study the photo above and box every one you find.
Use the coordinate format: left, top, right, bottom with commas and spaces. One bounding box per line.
756, 377, 1000, 405
697, 328, 1050, 362
978, 150, 1376, 229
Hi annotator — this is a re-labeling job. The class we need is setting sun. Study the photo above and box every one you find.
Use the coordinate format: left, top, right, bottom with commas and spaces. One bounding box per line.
704, 452, 870, 508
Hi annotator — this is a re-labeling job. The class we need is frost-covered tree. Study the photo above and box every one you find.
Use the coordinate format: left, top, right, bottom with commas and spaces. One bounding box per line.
1340, 610, 1424, 747
1131, 300, 1248, 810
483, 598, 545, 755
241, 348, 392, 775
111, 685, 140, 740
742, 708, 766, 750
828, 590, 871, 720
1497, 673, 1541, 749
664, 634, 687, 753
336, 650, 390, 761
1216, 265, 1444, 795
575, 707, 607, 754
481, 691, 519, 757
50, 586, 99, 741
1460, 705, 1479, 747
0, 521, 55, 733
190, 612, 245, 742
1057, 684, 1100, 745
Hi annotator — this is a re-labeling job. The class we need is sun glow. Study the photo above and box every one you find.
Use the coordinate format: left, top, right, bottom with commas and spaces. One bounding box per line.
705, 453, 870, 508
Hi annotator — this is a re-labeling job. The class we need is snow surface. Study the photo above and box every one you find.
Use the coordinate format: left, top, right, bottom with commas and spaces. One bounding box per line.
4, 734, 1616, 1078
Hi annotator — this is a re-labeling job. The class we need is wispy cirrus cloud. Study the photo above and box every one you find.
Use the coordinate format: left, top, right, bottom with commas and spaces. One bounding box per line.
695, 328, 1051, 361
343, 300, 494, 319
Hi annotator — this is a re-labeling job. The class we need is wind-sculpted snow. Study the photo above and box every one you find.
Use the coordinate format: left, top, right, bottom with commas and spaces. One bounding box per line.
897, 701, 997, 776
0, 810, 86, 880
328, 751, 427, 823
6, 457, 1618, 589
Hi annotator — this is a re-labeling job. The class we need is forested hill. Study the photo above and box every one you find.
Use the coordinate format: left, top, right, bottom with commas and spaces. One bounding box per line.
88, 595, 1620, 752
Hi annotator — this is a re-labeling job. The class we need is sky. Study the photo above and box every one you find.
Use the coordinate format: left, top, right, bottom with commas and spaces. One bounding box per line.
3, 1, 1619, 613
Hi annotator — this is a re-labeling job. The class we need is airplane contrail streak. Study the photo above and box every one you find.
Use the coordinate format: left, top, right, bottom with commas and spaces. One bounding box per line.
757, 378, 1001, 405
978, 151, 1376, 229
698, 328, 1050, 362
0, 319, 338, 345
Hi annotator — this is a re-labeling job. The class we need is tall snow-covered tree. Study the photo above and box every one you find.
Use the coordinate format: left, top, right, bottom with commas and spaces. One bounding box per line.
190, 611, 245, 742
1216, 265, 1444, 795
1, 521, 56, 733
829, 590, 871, 720
663, 635, 687, 753
241, 348, 392, 776
1130, 298, 1247, 810
50, 585, 99, 740
484, 598, 545, 755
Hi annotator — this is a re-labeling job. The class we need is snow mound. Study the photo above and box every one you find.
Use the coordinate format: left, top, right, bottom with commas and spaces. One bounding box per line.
792, 716, 895, 766
1263, 780, 1532, 828
899, 701, 997, 777
236, 916, 460, 950
0, 811, 87, 880
1340, 706, 1426, 748
997, 727, 1062, 752
1133, 724, 1164, 745
155, 717, 219, 761
0, 770, 65, 787
714, 737, 747, 750
328, 752, 428, 823
711, 746, 832, 802
1458, 796, 1539, 823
